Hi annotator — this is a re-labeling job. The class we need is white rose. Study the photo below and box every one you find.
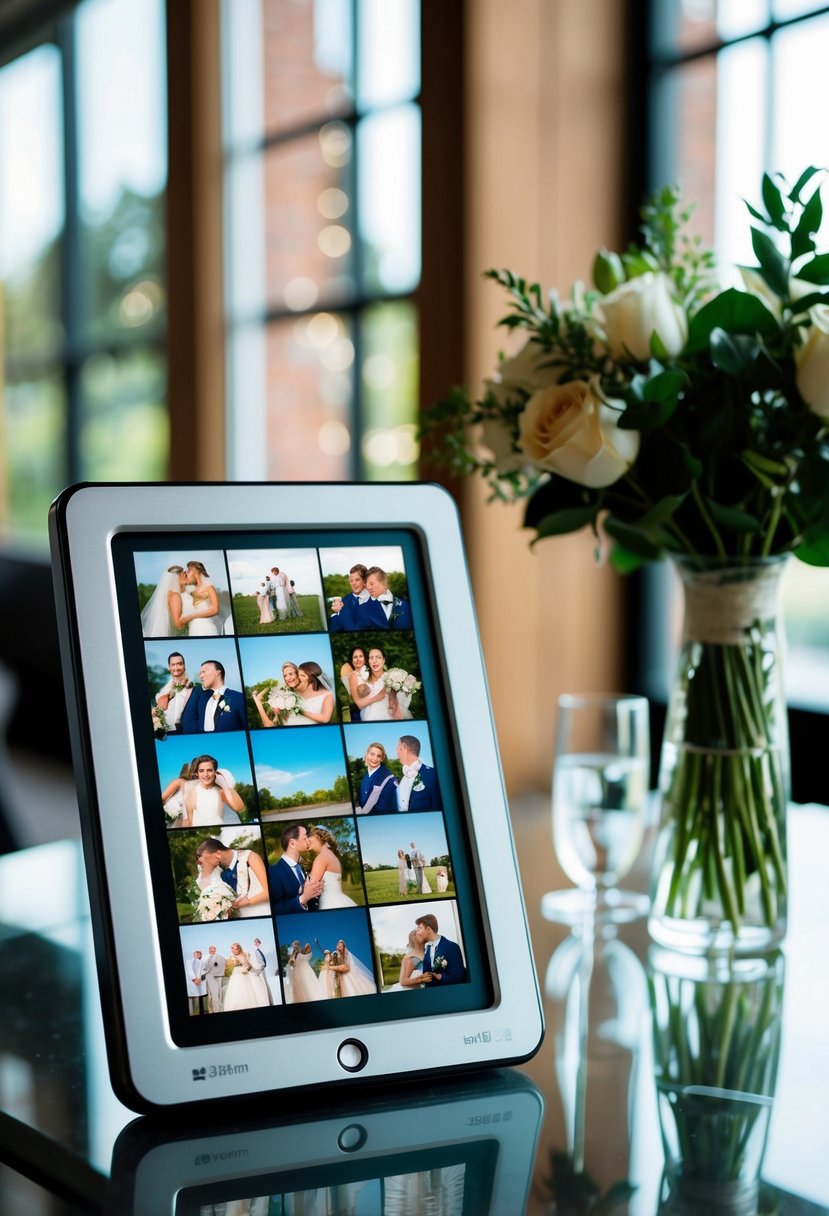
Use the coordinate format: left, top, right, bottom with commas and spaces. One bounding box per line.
795, 305, 829, 420
599, 271, 687, 361
484, 338, 563, 409
518, 376, 640, 488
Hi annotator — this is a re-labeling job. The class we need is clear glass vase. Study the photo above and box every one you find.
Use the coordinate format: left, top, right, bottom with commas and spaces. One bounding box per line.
648, 557, 789, 955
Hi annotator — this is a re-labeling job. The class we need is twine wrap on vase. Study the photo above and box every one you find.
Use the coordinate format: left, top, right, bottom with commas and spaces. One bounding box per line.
681, 562, 784, 647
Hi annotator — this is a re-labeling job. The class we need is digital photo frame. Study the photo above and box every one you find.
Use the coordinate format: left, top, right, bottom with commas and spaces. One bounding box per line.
49, 482, 543, 1111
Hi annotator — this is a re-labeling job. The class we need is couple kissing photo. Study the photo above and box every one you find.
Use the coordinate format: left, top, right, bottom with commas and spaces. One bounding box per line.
137, 550, 232, 638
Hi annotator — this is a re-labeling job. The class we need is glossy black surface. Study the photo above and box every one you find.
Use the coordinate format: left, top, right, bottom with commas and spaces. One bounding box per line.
0, 804, 827, 1214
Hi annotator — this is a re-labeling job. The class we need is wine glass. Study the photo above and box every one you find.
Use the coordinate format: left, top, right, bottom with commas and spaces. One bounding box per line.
542, 693, 651, 926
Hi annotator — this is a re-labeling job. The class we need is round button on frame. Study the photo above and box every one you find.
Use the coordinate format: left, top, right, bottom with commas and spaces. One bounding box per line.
337, 1038, 368, 1073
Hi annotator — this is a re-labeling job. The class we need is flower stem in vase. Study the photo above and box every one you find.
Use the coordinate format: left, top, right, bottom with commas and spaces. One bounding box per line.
649, 558, 789, 955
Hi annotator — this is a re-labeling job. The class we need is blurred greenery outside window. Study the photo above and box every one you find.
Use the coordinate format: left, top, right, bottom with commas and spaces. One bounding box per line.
645, 0, 829, 711
0, 0, 168, 548
222, 0, 421, 483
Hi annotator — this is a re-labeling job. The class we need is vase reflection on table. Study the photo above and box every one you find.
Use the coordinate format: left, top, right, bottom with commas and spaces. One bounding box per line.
543, 693, 651, 927
649, 947, 784, 1215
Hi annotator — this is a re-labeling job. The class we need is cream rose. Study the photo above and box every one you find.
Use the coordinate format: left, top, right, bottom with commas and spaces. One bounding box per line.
599, 270, 687, 361
795, 304, 829, 420
484, 337, 563, 409
518, 376, 640, 488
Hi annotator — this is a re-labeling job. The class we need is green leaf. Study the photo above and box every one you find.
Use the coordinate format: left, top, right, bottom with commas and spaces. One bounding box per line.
761, 172, 786, 230
602, 514, 664, 560
750, 227, 790, 297
789, 166, 822, 204
794, 252, 829, 285
608, 542, 650, 574
643, 369, 685, 402
788, 290, 829, 315
794, 525, 829, 566
617, 394, 679, 431
707, 500, 762, 534
709, 328, 760, 375
523, 476, 595, 528
593, 248, 625, 293
744, 200, 766, 224
791, 187, 823, 261
639, 492, 688, 526
686, 288, 779, 353
532, 505, 598, 542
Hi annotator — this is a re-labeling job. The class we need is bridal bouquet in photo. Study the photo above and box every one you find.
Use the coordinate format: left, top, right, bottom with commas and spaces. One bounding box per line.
383, 668, 422, 695
427, 167, 829, 952
151, 705, 168, 740
268, 685, 303, 724
191, 879, 236, 923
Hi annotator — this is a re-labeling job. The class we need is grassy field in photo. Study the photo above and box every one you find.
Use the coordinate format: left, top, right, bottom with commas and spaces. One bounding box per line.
364, 868, 454, 904
232, 594, 324, 635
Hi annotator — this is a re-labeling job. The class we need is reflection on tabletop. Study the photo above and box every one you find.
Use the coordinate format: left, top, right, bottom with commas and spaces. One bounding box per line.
0, 806, 828, 1213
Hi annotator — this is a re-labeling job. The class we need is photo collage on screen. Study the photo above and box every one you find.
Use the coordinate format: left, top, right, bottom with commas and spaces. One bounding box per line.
135, 544, 468, 1019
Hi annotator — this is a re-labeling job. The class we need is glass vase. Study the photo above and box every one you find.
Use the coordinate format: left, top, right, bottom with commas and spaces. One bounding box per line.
649, 557, 789, 955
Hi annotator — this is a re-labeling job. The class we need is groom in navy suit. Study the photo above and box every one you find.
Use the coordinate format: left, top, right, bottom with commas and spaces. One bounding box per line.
181, 660, 247, 734
395, 736, 441, 810
361, 567, 413, 631
267, 825, 324, 914
415, 913, 466, 985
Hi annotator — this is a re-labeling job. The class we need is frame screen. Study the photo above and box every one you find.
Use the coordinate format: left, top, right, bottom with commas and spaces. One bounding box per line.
114, 527, 493, 1049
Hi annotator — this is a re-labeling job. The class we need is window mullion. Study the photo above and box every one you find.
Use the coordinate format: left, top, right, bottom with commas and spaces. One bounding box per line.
57, 11, 83, 485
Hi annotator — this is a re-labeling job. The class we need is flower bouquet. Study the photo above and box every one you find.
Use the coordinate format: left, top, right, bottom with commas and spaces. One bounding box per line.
190, 879, 236, 923
151, 705, 168, 740
426, 168, 829, 952
267, 685, 303, 725
383, 668, 422, 695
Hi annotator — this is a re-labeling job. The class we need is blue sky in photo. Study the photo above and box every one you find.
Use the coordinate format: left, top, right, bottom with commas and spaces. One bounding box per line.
179, 919, 280, 991
343, 720, 433, 767
133, 549, 229, 592
357, 812, 448, 869
274, 906, 375, 970
226, 547, 324, 598
250, 727, 346, 796
156, 732, 253, 790
237, 634, 336, 688
369, 900, 464, 954
318, 545, 405, 580
145, 637, 242, 689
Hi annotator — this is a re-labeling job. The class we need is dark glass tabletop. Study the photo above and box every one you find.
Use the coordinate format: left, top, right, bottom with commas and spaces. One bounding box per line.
0, 802, 827, 1215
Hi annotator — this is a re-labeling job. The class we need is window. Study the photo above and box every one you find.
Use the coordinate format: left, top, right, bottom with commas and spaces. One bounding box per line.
222, 0, 421, 482
641, 1, 829, 728
0, 0, 168, 547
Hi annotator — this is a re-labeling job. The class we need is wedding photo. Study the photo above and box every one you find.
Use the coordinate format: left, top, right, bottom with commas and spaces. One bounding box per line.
357, 812, 455, 905
275, 906, 378, 1003
318, 546, 410, 634
263, 818, 365, 912
237, 635, 338, 730
135, 549, 233, 639
330, 632, 424, 724
156, 732, 258, 828
249, 728, 351, 822
344, 721, 442, 813
145, 638, 243, 740
179, 920, 281, 1014
226, 548, 325, 636
369, 900, 468, 993
167, 825, 270, 925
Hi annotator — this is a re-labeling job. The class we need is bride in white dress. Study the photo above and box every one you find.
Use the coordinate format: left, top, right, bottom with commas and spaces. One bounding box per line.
182, 756, 243, 828
306, 826, 357, 909
328, 938, 377, 998
141, 565, 186, 637
285, 662, 335, 726
256, 576, 275, 625
181, 560, 220, 635
287, 944, 325, 1003
223, 942, 271, 1011
349, 647, 412, 722
195, 844, 270, 918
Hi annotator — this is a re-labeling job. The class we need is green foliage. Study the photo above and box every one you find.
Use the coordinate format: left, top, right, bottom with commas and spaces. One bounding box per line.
422, 168, 829, 567
232, 593, 323, 636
